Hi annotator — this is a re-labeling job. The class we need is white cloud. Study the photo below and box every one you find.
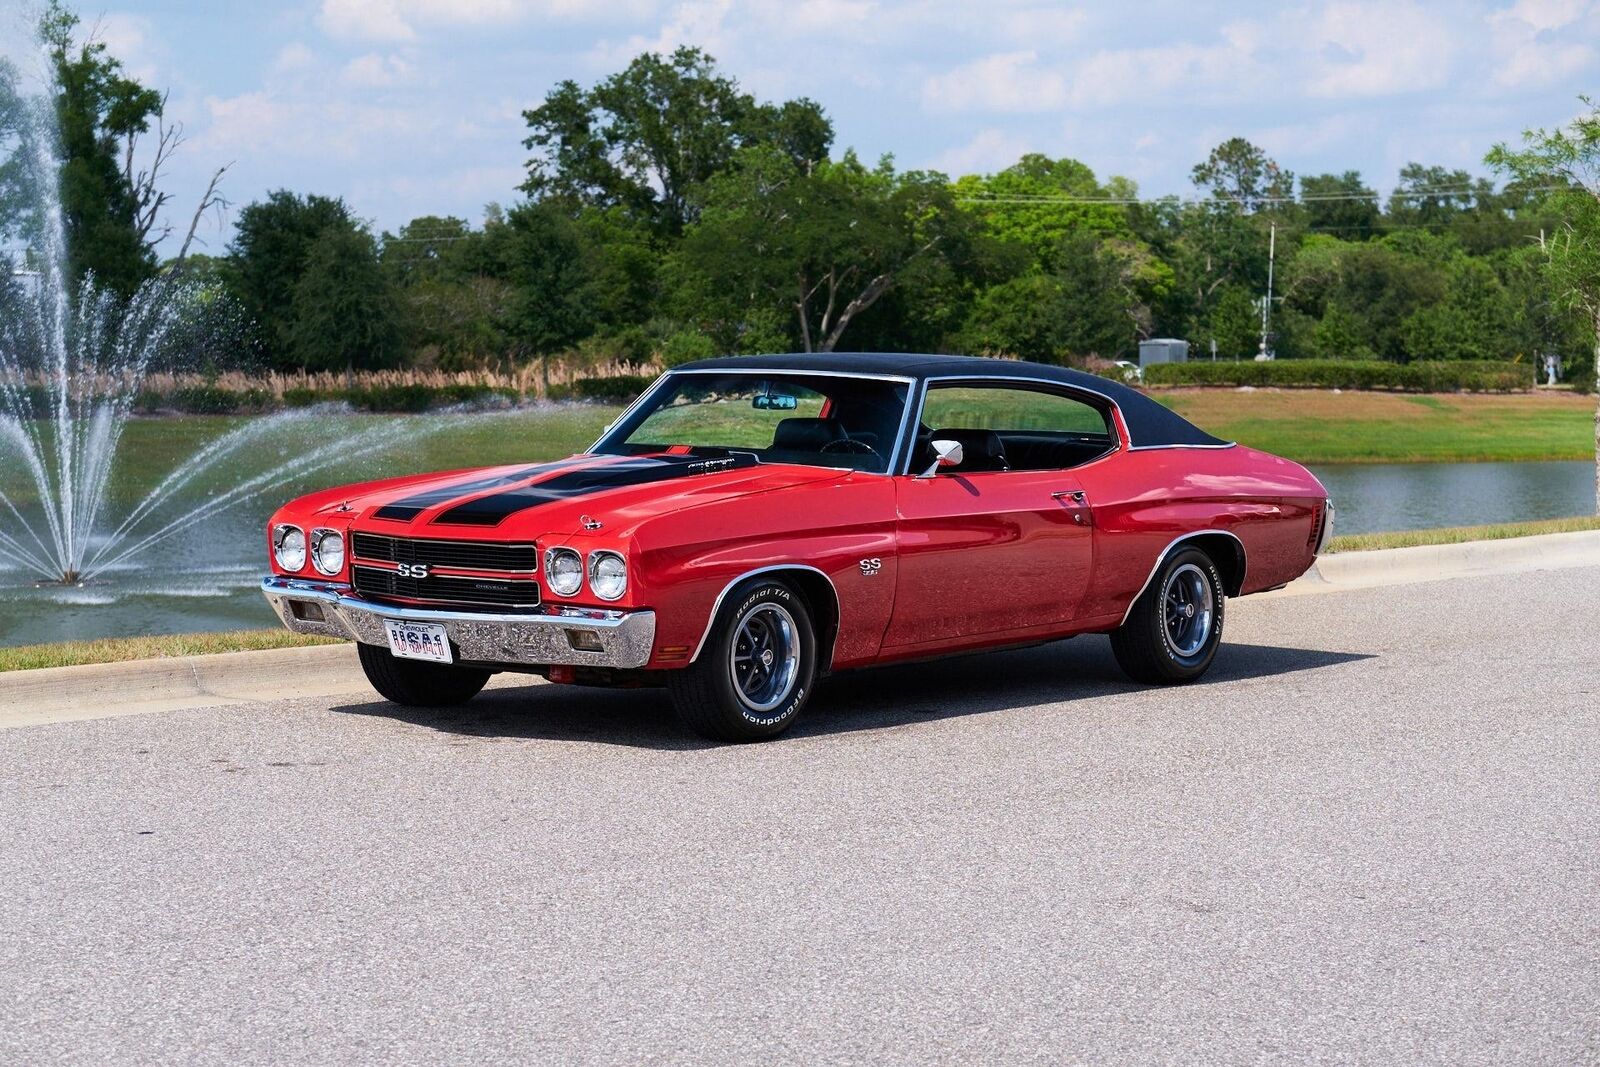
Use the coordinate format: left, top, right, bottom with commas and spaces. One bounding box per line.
342, 52, 417, 87
316, 0, 626, 43
922, 51, 1067, 113
1305, 2, 1455, 98
928, 128, 1031, 176
1488, 0, 1597, 88
90, 14, 161, 84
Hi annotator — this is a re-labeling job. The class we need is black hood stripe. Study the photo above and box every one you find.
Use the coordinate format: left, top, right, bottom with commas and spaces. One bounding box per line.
432, 453, 759, 527
372, 458, 591, 521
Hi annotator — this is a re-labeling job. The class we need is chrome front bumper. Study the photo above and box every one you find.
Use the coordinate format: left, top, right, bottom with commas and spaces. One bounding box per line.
261, 576, 657, 669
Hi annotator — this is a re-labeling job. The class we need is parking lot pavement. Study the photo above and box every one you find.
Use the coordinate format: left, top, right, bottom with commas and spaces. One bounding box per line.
2, 567, 1597, 1065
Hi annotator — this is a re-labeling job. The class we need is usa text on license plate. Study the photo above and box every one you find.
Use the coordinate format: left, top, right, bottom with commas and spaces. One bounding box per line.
383, 619, 452, 663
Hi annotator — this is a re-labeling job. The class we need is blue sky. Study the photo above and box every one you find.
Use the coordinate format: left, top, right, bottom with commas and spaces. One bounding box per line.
24, 0, 1600, 252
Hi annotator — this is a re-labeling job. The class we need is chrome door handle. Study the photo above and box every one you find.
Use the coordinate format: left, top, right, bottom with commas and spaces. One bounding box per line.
1052, 490, 1087, 503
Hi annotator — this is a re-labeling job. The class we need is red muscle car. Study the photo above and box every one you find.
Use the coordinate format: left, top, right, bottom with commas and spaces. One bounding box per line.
263, 354, 1333, 741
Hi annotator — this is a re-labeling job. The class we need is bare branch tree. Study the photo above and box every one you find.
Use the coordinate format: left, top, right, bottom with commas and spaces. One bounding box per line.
124, 92, 183, 250
174, 162, 234, 265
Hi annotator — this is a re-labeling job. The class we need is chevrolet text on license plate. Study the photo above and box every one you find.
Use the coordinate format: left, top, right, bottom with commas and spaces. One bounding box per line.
383, 619, 452, 663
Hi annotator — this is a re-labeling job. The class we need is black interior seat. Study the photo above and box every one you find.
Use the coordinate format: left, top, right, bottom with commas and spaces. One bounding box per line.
930, 427, 1009, 472
772, 417, 848, 452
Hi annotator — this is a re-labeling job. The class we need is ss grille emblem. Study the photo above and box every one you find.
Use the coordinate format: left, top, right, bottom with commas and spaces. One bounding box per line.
397, 562, 431, 579
859, 557, 882, 577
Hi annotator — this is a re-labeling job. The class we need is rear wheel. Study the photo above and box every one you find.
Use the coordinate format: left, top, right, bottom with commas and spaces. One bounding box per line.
356, 642, 491, 706
1110, 546, 1225, 684
668, 579, 817, 742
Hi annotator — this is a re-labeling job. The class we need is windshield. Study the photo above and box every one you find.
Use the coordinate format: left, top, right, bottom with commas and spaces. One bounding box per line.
594, 372, 911, 474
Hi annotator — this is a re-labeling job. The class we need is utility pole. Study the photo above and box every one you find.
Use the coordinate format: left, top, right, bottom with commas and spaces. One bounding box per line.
1257, 221, 1276, 361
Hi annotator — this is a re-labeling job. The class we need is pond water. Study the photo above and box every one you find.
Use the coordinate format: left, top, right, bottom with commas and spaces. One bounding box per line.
1309, 460, 1593, 536
1, 457, 1592, 647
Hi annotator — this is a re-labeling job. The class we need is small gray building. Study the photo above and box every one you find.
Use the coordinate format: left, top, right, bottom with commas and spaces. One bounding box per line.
1138, 338, 1189, 367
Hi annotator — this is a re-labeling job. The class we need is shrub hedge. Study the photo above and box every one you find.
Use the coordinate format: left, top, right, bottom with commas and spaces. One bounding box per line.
1142, 359, 1532, 392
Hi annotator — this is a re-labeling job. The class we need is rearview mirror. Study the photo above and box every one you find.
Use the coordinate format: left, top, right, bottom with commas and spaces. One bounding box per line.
916, 439, 963, 478
752, 393, 798, 411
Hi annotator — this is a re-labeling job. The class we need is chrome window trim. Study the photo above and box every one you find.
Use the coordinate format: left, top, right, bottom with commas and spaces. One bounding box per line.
1118, 529, 1248, 627
897, 374, 1128, 476
689, 564, 840, 667
589, 367, 919, 478
1125, 442, 1239, 452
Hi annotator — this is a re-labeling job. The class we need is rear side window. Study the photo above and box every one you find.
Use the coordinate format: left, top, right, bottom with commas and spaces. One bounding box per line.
917, 383, 1116, 473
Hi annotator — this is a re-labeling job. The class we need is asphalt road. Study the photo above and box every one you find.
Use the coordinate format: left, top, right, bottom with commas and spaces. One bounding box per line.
3, 568, 1597, 1065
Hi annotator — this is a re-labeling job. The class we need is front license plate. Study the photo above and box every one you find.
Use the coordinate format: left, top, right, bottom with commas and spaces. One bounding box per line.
383, 619, 453, 664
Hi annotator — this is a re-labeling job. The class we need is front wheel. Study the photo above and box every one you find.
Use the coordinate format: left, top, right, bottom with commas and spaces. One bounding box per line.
668, 579, 817, 742
1110, 546, 1225, 684
356, 642, 491, 706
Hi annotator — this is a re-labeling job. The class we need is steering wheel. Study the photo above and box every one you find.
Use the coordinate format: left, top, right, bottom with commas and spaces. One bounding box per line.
820, 437, 880, 460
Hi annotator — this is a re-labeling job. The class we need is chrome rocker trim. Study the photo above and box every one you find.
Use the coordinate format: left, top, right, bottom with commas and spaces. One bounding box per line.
261, 575, 656, 669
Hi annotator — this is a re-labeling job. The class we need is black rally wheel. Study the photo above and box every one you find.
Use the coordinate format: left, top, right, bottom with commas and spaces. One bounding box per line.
1110, 546, 1225, 685
668, 579, 817, 742
356, 642, 491, 706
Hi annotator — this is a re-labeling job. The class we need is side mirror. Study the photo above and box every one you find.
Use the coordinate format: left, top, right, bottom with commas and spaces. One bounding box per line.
916, 439, 963, 478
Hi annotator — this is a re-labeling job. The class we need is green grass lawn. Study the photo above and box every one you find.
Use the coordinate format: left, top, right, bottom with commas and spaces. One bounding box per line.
1159, 390, 1592, 463
0, 629, 338, 673
1324, 515, 1600, 553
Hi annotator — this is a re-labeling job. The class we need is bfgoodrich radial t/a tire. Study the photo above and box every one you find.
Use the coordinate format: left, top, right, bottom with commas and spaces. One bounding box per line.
356, 642, 491, 706
668, 579, 818, 742
1110, 546, 1225, 685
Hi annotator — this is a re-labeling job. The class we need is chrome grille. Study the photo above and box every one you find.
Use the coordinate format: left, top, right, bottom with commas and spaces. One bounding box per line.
352, 565, 542, 611
351, 532, 536, 573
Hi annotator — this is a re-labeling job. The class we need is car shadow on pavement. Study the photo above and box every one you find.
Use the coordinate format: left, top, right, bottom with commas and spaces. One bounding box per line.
328, 637, 1372, 750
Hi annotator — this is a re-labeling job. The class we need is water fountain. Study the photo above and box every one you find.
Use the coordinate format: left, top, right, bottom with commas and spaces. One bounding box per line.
0, 33, 484, 642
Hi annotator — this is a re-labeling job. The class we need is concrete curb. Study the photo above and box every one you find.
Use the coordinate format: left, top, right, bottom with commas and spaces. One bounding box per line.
3, 530, 1597, 730
0, 644, 369, 730
1267, 529, 1600, 598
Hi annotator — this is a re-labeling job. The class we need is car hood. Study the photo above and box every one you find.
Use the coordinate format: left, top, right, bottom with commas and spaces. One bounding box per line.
306, 453, 849, 541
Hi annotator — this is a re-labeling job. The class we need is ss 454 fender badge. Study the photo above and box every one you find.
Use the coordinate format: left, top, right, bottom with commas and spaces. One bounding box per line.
859, 557, 882, 577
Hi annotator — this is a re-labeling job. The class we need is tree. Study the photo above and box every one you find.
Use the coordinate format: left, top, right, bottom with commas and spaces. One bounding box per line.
522, 47, 832, 233
1300, 171, 1380, 239
1386, 163, 1494, 229
679, 148, 974, 352
40, 1, 161, 294
490, 201, 595, 356
226, 191, 362, 368
952, 154, 1130, 272
1490, 97, 1600, 510
1192, 138, 1295, 212
287, 226, 402, 372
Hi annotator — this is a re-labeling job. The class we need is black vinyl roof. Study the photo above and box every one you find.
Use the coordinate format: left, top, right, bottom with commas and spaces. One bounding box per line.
673, 353, 1230, 449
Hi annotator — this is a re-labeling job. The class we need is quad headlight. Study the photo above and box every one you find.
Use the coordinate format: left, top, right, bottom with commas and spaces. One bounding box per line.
588, 550, 627, 601
545, 547, 584, 597
273, 524, 306, 572
310, 528, 345, 575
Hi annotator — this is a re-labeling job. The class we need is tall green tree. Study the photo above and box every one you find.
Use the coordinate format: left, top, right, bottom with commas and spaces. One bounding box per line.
226, 191, 365, 369
522, 47, 832, 233
287, 226, 402, 372
1490, 97, 1600, 510
1192, 138, 1295, 212
1300, 171, 1380, 238
40, 1, 163, 295
679, 147, 975, 352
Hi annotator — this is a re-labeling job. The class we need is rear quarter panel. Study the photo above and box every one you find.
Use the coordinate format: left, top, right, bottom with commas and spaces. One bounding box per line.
1075, 445, 1327, 621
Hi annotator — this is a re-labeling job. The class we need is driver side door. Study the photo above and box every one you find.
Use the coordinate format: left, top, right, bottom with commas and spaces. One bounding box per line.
882, 382, 1104, 651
